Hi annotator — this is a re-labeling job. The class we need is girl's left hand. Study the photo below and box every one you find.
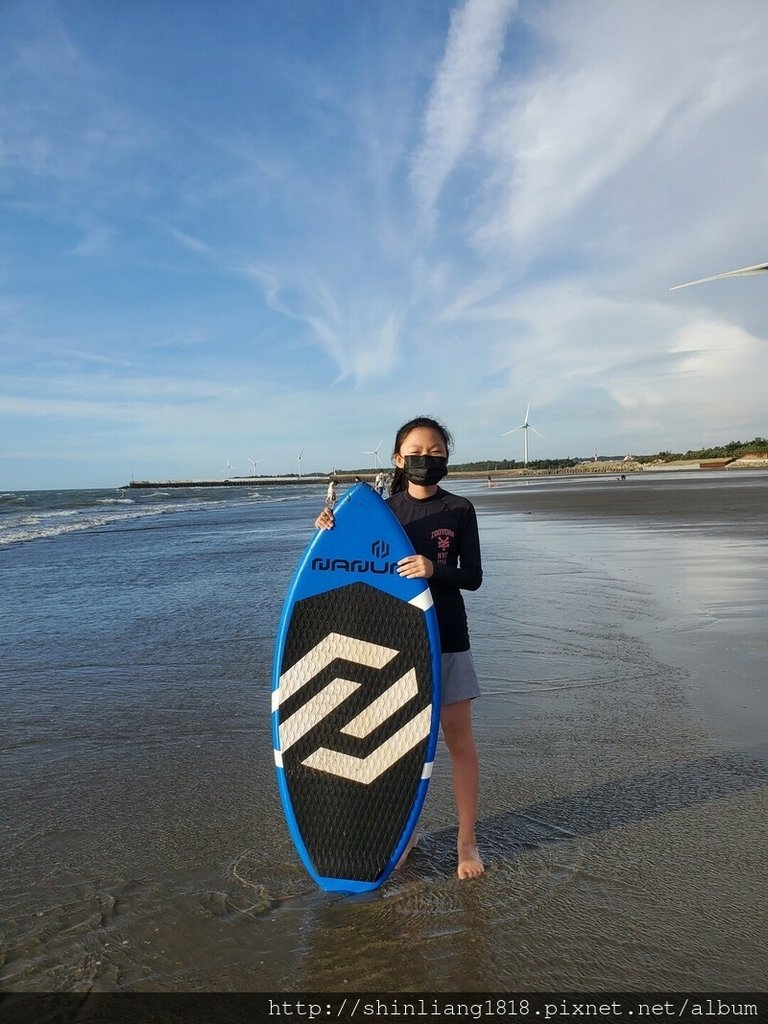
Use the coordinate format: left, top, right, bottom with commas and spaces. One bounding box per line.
396, 555, 434, 579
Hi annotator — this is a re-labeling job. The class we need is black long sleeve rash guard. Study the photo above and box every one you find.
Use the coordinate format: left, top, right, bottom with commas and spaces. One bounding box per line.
387, 487, 483, 653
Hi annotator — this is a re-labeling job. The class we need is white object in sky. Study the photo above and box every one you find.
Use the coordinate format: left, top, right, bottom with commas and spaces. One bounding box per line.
296, 447, 305, 477
248, 458, 263, 476
225, 459, 235, 476
502, 402, 543, 466
362, 440, 383, 469
669, 262, 768, 290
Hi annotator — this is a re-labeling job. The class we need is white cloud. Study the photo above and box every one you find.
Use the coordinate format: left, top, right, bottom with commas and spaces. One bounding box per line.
67, 223, 115, 257
240, 262, 407, 385
165, 225, 210, 255
402, 0, 768, 457
473, 0, 768, 257
410, 0, 518, 225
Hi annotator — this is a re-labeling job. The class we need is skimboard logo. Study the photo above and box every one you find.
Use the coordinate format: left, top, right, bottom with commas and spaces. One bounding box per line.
311, 539, 397, 575
274, 632, 430, 785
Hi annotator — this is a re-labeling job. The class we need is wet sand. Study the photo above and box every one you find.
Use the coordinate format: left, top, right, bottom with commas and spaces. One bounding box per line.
474, 470, 768, 536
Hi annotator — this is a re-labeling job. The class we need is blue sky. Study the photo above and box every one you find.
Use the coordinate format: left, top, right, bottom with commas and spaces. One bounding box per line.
2, 0, 767, 489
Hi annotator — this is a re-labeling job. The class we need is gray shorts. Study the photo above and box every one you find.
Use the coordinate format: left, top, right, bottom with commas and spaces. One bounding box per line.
441, 649, 481, 706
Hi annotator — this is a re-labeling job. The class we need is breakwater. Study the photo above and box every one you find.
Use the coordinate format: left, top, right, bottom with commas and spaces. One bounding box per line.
126, 475, 360, 488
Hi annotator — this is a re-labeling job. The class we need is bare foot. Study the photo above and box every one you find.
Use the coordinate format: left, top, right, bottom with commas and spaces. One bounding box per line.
457, 841, 484, 880
395, 830, 420, 869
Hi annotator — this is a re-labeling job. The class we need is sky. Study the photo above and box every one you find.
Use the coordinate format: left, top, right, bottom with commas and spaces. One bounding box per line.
2, 0, 767, 489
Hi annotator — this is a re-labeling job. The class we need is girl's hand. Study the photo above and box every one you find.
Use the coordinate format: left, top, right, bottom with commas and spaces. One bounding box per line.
396, 554, 434, 579
315, 507, 335, 530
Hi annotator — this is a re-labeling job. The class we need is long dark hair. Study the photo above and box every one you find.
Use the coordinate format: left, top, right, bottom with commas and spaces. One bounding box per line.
389, 415, 454, 495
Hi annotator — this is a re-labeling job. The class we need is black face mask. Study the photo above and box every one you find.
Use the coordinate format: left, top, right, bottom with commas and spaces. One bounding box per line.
402, 455, 448, 486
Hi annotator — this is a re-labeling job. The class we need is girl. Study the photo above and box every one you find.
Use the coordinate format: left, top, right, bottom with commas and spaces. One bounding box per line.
316, 416, 484, 880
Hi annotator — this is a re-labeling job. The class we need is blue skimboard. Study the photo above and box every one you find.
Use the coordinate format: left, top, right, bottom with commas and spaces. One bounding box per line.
271, 482, 442, 893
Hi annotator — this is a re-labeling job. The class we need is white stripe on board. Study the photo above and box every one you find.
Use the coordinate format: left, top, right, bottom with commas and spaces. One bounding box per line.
408, 589, 434, 612
421, 761, 434, 780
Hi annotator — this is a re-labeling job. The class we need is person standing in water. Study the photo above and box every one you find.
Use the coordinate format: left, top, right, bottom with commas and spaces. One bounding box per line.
316, 416, 484, 879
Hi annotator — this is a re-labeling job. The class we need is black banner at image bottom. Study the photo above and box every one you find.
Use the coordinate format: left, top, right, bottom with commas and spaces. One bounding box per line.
0, 991, 765, 1024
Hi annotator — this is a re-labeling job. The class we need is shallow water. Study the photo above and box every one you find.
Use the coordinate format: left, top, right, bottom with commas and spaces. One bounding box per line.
1, 478, 766, 991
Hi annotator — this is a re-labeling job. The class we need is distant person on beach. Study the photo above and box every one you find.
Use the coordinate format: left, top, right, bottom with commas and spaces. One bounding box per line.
487, 475, 493, 488
316, 416, 484, 880
374, 470, 387, 497
325, 478, 337, 507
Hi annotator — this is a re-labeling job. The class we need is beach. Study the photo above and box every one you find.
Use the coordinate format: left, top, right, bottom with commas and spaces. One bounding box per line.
476, 468, 768, 531
1, 473, 766, 994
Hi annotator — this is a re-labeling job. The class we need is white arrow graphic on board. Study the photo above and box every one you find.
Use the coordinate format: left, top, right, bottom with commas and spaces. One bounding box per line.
302, 705, 431, 785
274, 634, 431, 785
274, 633, 398, 707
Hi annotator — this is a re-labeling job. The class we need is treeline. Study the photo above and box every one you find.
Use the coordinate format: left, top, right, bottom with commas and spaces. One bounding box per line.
638, 437, 768, 462
455, 438, 768, 469
345, 438, 767, 476
449, 458, 580, 472
347, 458, 581, 474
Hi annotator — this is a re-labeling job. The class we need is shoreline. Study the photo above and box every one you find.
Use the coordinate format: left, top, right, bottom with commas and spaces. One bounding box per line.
123, 457, 768, 489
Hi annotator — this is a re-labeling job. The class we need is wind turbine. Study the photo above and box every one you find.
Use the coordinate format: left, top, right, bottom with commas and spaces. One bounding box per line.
295, 447, 305, 477
362, 440, 383, 469
669, 262, 768, 290
225, 458, 235, 477
502, 402, 542, 466
248, 458, 263, 477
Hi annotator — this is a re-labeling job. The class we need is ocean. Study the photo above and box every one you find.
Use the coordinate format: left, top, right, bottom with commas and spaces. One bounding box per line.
1, 474, 766, 993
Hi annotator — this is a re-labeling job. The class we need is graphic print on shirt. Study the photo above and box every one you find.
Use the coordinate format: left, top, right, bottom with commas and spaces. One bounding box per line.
431, 527, 455, 566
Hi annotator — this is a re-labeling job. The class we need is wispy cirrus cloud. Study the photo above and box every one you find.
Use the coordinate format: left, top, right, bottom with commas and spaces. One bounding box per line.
67, 223, 115, 257
164, 225, 211, 255
472, 0, 768, 259
240, 262, 406, 385
410, 0, 517, 228
0, 11, 152, 191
